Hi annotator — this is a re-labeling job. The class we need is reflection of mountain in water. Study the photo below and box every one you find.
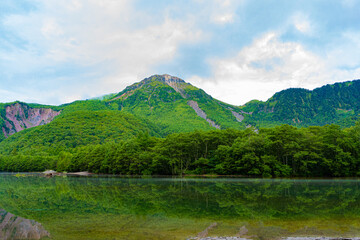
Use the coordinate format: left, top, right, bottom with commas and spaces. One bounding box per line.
0, 209, 50, 240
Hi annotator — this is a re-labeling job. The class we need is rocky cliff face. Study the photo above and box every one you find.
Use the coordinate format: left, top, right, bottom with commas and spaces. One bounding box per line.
0, 209, 50, 239
1, 103, 61, 138
161, 74, 189, 98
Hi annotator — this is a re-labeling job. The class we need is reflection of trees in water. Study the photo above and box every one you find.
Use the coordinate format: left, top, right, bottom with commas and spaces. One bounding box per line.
1, 176, 360, 222
0, 209, 50, 240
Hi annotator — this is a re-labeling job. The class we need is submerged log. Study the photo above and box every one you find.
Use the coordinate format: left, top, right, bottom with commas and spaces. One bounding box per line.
236, 225, 248, 237
197, 222, 218, 238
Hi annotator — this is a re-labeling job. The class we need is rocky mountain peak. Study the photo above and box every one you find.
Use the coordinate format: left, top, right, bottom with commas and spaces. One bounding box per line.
154, 74, 188, 98
141, 74, 187, 86
117, 74, 191, 100
159, 74, 185, 84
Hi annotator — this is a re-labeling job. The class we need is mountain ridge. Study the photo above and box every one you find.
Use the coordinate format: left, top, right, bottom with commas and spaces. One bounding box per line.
0, 75, 359, 142
1, 75, 359, 177
107, 74, 245, 134
241, 79, 360, 127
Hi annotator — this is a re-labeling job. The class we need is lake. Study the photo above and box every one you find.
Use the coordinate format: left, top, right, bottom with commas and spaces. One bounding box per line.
1, 174, 360, 239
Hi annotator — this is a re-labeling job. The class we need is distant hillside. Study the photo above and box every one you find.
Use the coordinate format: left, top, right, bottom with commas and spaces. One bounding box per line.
0, 109, 160, 155
240, 80, 360, 128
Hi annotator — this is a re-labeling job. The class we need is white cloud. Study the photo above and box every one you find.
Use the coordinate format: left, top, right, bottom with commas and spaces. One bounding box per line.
194, 0, 243, 25
212, 13, 234, 24
2, 0, 360, 107
294, 20, 310, 34
41, 19, 64, 38
1, 0, 204, 104
66, 0, 82, 11
291, 12, 312, 34
211, 32, 327, 87
188, 32, 360, 105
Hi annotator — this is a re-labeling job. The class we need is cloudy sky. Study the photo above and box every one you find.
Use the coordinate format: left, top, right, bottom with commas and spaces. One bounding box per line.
1, 0, 360, 105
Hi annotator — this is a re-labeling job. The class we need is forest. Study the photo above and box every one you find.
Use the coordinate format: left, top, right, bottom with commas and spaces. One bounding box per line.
0, 122, 359, 177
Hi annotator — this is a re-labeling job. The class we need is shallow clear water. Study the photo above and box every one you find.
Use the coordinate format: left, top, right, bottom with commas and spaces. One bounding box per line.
1, 174, 360, 239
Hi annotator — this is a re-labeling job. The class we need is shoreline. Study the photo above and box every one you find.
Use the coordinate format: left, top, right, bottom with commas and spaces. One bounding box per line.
189, 238, 360, 240
34, 171, 360, 179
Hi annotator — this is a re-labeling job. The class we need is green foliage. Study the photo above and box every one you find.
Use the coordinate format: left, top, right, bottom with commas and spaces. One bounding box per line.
2, 121, 359, 177
2, 76, 360, 148
239, 99, 264, 113
109, 75, 246, 134
243, 80, 360, 128
1, 76, 360, 177
71, 121, 360, 177
0, 154, 56, 172
59, 100, 110, 113
0, 110, 160, 156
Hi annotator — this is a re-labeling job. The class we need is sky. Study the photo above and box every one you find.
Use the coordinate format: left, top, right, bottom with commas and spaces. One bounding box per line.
1, 0, 360, 106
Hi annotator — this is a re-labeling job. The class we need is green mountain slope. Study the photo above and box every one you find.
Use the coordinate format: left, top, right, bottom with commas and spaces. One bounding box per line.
1, 75, 360, 175
0, 74, 248, 143
106, 74, 246, 134
0, 75, 247, 156
0, 99, 115, 141
240, 80, 360, 128
0, 109, 160, 155
1, 75, 360, 156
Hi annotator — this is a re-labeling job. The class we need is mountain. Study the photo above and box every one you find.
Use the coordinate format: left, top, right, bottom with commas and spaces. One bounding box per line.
0, 74, 360, 154
240, 80, 360, 128
105, 74, 247, 134
99, 74, 360, 130
1, 74, 360, 175
0, 74, 249, 143
0, 108, 160, 155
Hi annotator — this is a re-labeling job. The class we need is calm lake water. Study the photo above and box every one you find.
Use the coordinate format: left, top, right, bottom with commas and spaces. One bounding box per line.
1, 174, 360, 239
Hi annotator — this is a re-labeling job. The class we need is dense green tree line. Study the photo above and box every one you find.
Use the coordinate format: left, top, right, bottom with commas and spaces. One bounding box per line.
1, 122, 359, 177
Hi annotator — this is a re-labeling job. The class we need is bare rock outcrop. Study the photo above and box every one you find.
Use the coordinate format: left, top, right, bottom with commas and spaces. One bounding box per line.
161, 74, 188, 98
113, 74, 191, 101
1, 103, 60, 138
0, 209, 50, 239
222, 105, 246, 123
231, 111, 244, 122
188, 100, 220, 129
